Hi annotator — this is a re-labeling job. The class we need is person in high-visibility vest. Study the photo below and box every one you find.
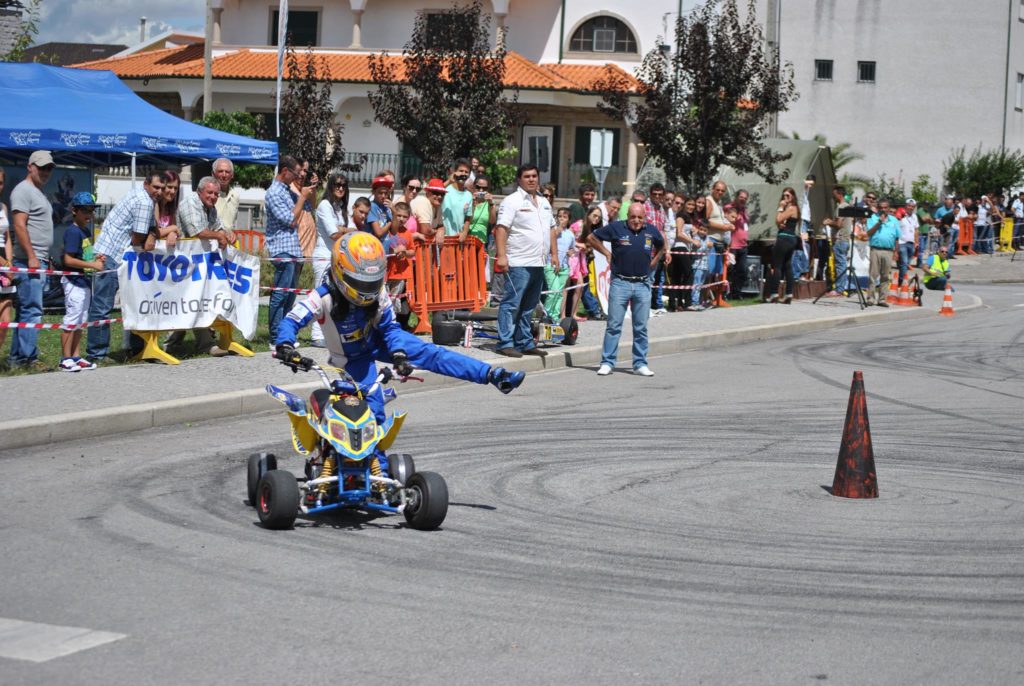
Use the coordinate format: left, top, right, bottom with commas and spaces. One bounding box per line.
922, 245, 951, 291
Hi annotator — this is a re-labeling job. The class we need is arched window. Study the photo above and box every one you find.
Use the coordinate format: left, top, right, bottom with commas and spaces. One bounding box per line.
569, 16, 638, 54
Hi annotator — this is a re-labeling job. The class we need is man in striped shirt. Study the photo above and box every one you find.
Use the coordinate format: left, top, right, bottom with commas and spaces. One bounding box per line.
86, 171, 164, 362
265, 155, 317, 342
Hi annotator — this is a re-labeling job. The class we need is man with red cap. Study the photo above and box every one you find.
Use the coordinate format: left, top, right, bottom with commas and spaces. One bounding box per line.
366, 174, 394, 239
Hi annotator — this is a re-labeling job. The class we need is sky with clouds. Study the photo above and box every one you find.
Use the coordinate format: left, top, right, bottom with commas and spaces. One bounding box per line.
36, 0, 205, 46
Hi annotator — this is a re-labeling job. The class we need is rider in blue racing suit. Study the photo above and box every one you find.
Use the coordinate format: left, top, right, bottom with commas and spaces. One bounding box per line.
274, 232, 525, 427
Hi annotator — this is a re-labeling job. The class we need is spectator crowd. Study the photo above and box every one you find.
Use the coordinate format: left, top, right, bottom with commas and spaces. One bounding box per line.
1, 146, 1019, 374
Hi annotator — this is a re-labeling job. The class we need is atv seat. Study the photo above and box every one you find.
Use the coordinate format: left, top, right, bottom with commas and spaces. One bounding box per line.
308, 389, 334, 421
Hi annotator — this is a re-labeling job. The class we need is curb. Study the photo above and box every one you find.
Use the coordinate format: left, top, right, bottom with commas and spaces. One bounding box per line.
0, 296, 982, 451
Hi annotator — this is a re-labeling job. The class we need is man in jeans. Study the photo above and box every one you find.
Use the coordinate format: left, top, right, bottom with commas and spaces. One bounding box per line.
87, 170, 164, 362
493, 164, 553, 358
587, 203, 667, 377
265, 155, 316, 343
8, 150, 54, 368
824, 185, 853, 296
865, 199, 901, 307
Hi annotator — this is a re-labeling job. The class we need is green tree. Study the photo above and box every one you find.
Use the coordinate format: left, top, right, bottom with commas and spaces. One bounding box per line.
865, 173, 906, 203
944, 146, 1024, 198
0, 0, 40, 62
279, 45, 359, 180
192, 111, 275, 189
910, 174, 939, 206
597, 0, 797, 193
367, 0, 522, 178
475, 133, 518, 190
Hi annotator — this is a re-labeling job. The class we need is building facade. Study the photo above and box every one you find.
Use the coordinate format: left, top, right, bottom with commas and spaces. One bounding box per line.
763, 0, 1024, 194
76, 0, 692, 197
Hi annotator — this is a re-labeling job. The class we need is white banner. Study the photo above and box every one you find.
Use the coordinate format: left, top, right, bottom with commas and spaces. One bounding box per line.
592, 243, 612, 313
118, 241, 260, 338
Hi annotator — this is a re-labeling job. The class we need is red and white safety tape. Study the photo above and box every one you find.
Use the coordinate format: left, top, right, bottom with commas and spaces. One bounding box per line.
265, 254, 406, 263
0, 317, 122, 331
260, 286, 312, 294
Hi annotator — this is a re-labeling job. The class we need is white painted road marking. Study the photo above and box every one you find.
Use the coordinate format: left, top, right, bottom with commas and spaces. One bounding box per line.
0, 617, 126, 663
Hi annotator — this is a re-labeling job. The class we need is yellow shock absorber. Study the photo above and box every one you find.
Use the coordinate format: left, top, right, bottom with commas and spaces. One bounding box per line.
318, 455, 336, 496
370, 456, 385, 495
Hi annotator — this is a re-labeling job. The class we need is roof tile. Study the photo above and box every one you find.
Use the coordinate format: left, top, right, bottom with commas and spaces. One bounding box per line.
72, 45, 638, 94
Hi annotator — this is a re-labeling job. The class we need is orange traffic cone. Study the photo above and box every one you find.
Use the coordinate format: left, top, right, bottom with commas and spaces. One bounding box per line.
939, 284, 954, 317
898, 279, 913, 306
831, 371, 878, 499
886, 271, 899, 304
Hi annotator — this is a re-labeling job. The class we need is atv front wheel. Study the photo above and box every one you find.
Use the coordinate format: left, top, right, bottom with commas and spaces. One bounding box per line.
256, 470, 299, 530
403, 471, 448, 530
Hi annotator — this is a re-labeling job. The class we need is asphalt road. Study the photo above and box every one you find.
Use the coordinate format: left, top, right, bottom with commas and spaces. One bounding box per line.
2, 285, 1022, 685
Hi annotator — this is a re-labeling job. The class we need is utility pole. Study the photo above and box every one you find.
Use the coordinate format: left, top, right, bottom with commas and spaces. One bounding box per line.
202, 0, 213, 117
765, 0, 780, 138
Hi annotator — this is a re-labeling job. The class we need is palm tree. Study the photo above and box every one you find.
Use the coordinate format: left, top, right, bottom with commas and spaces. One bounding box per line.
783, 131, 872, 188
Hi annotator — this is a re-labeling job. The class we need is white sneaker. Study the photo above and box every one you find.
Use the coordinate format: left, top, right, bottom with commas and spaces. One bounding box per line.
74, 357, 97, 371
597, 364, 613, 376
634, 365, 655, 377
59, 358, 80, 373
653, 308, 668, 315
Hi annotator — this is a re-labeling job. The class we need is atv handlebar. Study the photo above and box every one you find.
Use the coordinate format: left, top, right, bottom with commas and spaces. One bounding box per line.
272, 351, 417, 397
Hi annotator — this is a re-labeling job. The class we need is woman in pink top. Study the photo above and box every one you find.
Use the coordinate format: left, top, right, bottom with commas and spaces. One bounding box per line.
565, 206, 602, 321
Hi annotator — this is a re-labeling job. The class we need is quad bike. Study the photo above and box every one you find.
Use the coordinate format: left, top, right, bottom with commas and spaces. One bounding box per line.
430, 305, 579, 348
248, 355, 447, 531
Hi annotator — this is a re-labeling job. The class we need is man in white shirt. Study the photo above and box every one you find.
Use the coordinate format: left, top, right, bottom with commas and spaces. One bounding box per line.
213, 158, 240, 230
599, 197, 621, 225
1012, 191, 1024, 249
493, 164, 553, 358
897, 198, 919, 285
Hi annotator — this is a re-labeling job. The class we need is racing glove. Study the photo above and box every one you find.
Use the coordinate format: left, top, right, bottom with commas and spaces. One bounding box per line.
275, 343, 309, 372
392, 350, 415, 378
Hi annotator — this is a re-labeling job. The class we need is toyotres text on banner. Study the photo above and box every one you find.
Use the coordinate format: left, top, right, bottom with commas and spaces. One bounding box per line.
118, 241, 261, 338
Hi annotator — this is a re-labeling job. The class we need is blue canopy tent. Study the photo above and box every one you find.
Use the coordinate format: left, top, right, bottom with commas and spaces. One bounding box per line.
0, 63, 277, 167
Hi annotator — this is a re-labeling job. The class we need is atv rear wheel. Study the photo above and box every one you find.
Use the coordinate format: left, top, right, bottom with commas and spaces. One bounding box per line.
247, 452, 277, 506
388, 453, 416, 485
558, 316, 579, 345
403, 471, 448, 530
256, 470, 299, 530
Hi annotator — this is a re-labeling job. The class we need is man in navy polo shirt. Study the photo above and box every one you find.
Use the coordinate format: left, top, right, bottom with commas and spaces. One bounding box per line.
587, 202, 669, 377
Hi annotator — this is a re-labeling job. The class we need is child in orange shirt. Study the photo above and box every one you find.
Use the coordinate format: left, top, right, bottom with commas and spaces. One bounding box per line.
384, 202, 421, 330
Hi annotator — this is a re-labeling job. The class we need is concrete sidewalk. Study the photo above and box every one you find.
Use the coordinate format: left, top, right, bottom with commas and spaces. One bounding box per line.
0, 285, 985, 451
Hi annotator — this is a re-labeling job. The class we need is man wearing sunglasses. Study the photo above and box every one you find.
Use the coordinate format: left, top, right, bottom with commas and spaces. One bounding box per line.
442, 158, 474, 238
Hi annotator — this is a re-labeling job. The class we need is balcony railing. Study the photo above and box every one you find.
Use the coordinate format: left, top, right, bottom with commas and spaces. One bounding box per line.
340, 152, 428, 187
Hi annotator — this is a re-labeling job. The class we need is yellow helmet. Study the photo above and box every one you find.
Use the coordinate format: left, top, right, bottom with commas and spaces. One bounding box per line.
330, 232, 387, 306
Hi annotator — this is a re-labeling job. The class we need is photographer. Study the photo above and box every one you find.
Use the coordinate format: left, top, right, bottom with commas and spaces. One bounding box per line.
922, 246, 951, 291
461, 173, 495, 245
823, 185, 853, 297
265, 155, 318, 343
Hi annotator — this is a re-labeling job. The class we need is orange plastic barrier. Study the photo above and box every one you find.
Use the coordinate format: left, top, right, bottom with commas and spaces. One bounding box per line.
410, 236, 488, 333
234, 229, 266, 254
957, 218, 976, 255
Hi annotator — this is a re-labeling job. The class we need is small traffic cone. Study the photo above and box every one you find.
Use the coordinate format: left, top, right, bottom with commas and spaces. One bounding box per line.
831, 371, 878, 499
886, 271, 899, 304
898, 279, 913, 306
939, 284, 955, 317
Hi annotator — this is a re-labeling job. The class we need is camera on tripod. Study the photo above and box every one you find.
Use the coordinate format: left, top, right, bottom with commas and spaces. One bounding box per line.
838, 206, 872, 219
